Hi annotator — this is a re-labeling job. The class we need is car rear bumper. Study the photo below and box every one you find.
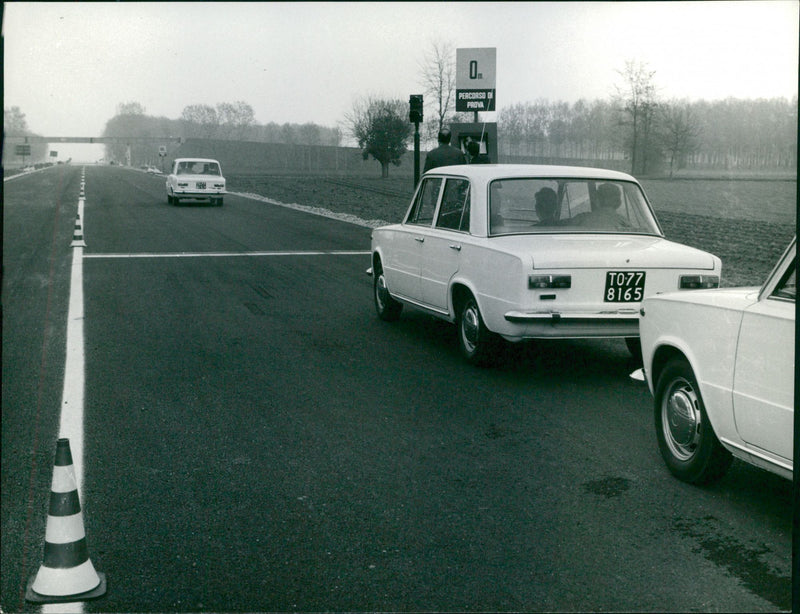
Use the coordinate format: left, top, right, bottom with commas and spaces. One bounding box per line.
172, 190, 226, 200
503, 310, 639, 338
173, 190, 226, 198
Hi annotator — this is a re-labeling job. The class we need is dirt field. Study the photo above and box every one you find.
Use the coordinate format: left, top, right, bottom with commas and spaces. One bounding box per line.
228, 174, 796, 288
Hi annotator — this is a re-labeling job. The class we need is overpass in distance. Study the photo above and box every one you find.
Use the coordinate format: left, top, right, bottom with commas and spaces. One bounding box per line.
3, 135, 186, 166
5, 136, 185, 144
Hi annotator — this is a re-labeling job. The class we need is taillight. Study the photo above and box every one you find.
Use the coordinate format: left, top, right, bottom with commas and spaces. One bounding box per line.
679, 275, 719, 289
529, 275, 572, 289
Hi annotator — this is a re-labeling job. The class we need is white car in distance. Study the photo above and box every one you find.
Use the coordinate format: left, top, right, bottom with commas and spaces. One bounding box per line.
166, 157, 226, 206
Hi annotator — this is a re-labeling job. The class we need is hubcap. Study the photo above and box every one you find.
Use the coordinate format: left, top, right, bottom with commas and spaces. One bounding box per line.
662, 378, 702, 461
375, 274, 389, 311
461, 304, 479, 352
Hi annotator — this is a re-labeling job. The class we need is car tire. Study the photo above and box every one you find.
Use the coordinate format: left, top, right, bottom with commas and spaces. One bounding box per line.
373, 263, 402, 321
457, 294, 500, 367
167, 194, 173, 205
216, 197, 224, 207
173, 196, 180, 206
654, 357, 733, 484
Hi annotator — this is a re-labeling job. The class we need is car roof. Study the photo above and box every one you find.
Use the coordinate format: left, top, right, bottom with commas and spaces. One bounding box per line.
174, 158, 221, 164
423, 163, 638, 183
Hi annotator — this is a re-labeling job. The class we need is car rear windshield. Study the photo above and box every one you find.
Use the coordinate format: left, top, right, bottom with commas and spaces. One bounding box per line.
177, 161, 221, 176
488, 178, 661, 236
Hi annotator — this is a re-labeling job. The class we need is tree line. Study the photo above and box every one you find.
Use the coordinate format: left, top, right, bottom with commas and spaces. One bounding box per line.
101, 101, 342, 165
5, 53, 796, 177
496, 95, 797, 175
343, 55, 797, 177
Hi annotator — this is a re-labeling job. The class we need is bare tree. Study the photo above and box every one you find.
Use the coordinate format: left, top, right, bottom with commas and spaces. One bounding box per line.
116, 101, 146, 116
615, 60, 659, 174
297, 122, 322, 145
660, 101, 701, 177
217, 101, 255, 140
4, 106, 29, 134
181, 104, 219, 139
419, 41, 457, 143
345, 96, 412, 177
3, 106, 49, 166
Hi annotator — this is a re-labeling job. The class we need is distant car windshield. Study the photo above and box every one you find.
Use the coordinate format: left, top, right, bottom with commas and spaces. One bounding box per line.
488, 178, 661, 235
177, 161, 221, 176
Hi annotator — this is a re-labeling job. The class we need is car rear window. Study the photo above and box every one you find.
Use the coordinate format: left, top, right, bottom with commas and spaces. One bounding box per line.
177, 161, 221, 175
488, 178, 661, 236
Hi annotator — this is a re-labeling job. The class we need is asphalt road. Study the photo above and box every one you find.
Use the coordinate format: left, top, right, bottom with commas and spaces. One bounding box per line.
2, 165, 793, 612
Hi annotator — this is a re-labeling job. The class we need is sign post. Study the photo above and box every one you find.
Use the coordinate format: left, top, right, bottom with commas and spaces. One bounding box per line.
409, 94, 423, 187
15, 144, 31, 167
456, 47, 497, 120
456, 47, 498, 163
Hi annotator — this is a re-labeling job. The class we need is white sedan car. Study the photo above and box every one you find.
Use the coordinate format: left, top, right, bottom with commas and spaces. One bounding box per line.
166, 157, 226, 206
369, 164, 722, 365
639, 237, 795, 484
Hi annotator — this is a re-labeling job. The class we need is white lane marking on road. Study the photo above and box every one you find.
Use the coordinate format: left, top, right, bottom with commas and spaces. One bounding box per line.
58, 244, 85, 487
47, 171, 87, 613
84, 250, 370, 259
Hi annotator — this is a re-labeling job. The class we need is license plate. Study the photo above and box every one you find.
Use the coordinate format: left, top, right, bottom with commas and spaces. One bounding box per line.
604, 271, 645, 302
196, 181, 206, 189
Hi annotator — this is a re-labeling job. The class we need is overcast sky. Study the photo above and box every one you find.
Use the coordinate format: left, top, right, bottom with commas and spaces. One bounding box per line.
4, 1, 798, 141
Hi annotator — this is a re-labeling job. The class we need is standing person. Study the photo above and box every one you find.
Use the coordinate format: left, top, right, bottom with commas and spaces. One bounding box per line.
466, 140, 490, 164
423, 128, 466, 172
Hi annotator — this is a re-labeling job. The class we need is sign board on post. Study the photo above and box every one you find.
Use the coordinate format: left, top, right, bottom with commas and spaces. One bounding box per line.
15, 144, 31, 156
456, 47, 496, 112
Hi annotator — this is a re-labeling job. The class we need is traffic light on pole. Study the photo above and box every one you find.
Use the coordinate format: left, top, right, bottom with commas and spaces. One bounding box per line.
409, 94, 423, 123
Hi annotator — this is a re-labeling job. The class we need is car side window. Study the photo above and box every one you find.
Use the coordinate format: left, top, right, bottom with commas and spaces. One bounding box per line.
435, 179, 471, 232
406, 178, 442, 226
771, 260, 796, 301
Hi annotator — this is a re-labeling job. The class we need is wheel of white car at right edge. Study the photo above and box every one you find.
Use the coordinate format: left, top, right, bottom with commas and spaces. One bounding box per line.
654, 357, 733, 484
457, 295, 501, 367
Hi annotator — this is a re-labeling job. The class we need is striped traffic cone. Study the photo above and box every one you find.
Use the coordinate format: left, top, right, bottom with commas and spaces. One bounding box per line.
70, 216, 86, 247
26, 438, 106, 603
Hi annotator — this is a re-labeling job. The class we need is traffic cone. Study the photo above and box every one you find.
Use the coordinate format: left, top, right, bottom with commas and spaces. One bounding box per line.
26, 438, 106, 603
70, 216, 86, 247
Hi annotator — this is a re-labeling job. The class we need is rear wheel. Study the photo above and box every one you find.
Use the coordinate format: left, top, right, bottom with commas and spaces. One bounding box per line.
457, 294, 500, 366
654, 357, 732, 484
373, 263, 402, 321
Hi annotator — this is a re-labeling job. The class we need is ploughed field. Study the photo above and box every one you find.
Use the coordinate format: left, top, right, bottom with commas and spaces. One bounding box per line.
228, 173, 797, 288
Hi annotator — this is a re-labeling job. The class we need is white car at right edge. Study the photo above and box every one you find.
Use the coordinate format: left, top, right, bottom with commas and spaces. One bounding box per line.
639, 237, 795, 484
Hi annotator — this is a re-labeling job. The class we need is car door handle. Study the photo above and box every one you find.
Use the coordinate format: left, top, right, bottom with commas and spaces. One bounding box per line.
415, 237, 425, 243
449, 244, 462, 251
